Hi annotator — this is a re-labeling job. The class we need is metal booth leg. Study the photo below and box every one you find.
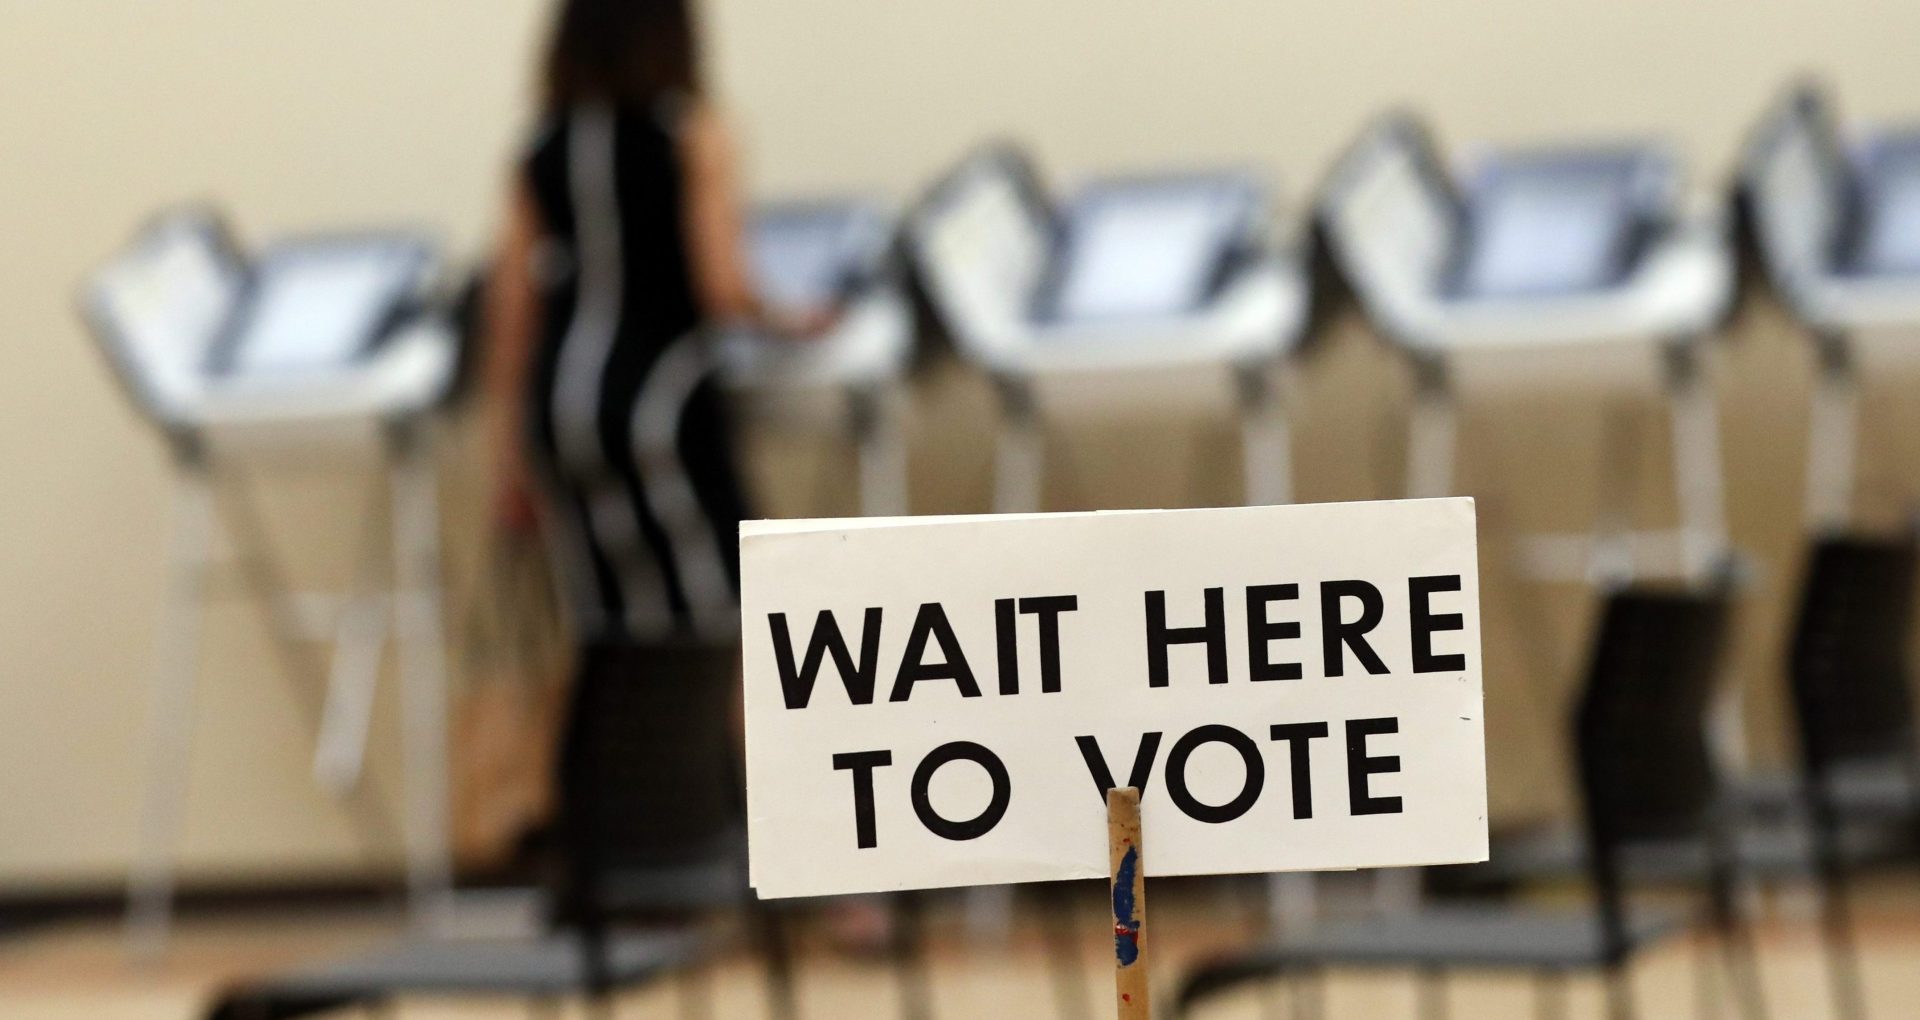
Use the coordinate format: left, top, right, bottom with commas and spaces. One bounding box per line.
1664, 340, 1744, 775
1372, 353, 1453, 918
125, 451, 217, 958
1589, 395, 1647, 588
311, 605, 388, 795
1235, 362, 1293, 507
313, 488, 395, 796
1664, 340, 1728, 582
387, 421, 455, 927
1371, 868, 1423, 915
1407, 357, 1456, 500
1266, 871, 1319, 933
850, 384, 911, 518
991, 375, 1043, 515
1804, 333, 1858, 534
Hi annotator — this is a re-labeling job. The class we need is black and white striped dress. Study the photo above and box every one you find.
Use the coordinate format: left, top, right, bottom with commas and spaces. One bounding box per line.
523, 101, 750, 641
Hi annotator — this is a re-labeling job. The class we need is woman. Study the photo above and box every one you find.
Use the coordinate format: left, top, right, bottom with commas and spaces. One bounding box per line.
481, 0, 893, 952
483, 0, 821, 642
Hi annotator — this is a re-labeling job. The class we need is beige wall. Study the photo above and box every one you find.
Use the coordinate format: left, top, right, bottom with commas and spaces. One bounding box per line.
4, 0, 1920, 888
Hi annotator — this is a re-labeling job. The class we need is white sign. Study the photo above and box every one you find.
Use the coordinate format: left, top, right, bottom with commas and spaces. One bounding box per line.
741, 499, 1487, 900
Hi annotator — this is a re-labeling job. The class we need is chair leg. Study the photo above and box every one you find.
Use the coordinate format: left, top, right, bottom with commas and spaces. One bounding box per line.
1712, 883, 1766, 1014
1604, 964, 1638, 1020
1371, 869, 1421, 915
125, 466, 216, 959
892, 891, 934, 1020
1292, 969, 1325, 1020
675, 964, 713, 1020
754, 903, 799, 1020
388, 424, 455, 929
1041, 883, 1092, 1020
1416, 967, 1448, 1020
1693, 931, 1724, 1020
1815, 860, 1869, 1020
1533, 970, 1568, 1020
1808, 777, 1866, 1020
1704, 818, 1769, 1020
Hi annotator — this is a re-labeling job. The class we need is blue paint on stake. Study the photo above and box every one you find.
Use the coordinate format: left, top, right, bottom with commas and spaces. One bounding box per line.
1112, 844, 1141, 966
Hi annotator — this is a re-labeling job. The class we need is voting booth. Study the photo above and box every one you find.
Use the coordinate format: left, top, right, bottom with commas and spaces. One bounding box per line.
907, 145, 1310, 513
82, 208, 460, 953
1320, 113, 1735, 586
1742, 79, 1920, 530
717, 198, 916, 516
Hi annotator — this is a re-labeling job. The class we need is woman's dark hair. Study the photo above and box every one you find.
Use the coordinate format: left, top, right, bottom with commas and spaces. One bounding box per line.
543, 0, 701, 108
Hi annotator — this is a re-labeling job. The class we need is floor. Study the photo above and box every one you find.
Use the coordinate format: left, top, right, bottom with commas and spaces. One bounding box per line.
6, 878, 1920, 1019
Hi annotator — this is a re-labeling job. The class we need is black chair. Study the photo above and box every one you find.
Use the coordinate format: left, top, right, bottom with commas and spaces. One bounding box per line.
1783, 534, 1920, 1020
1177, 586, 1767, 1020
204, 640, 796, 1020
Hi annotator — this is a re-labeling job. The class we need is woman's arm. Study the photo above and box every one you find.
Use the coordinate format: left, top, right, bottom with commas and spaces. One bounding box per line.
678, 103, 833, 335
481, 179, 545, 528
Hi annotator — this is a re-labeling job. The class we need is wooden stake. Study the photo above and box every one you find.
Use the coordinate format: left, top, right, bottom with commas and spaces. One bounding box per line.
1108, 786, 1149, 1019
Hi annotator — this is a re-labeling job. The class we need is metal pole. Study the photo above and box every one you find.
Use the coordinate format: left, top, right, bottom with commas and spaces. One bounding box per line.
125, 455, 216, 959
991, 375, 1044, 515
1236, 362, 1293, 507
850, 384, 911, 518
1407, 357, 1455, 500
1803, 334, 1857, 534
388, 422, 455, 928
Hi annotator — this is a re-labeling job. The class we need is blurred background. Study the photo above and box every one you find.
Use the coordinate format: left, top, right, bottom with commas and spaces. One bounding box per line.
10, 1, 1920, 1017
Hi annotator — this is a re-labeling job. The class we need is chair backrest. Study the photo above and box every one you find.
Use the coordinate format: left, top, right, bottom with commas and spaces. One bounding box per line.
1573, 586, 1732, 855
554, 639, 747, 918
1741, 80, 1855, 294
1316, 113, 1462, 333
80, 209, 247, 428
905, 145, 1055, 356
1787, 534, 1919, 770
